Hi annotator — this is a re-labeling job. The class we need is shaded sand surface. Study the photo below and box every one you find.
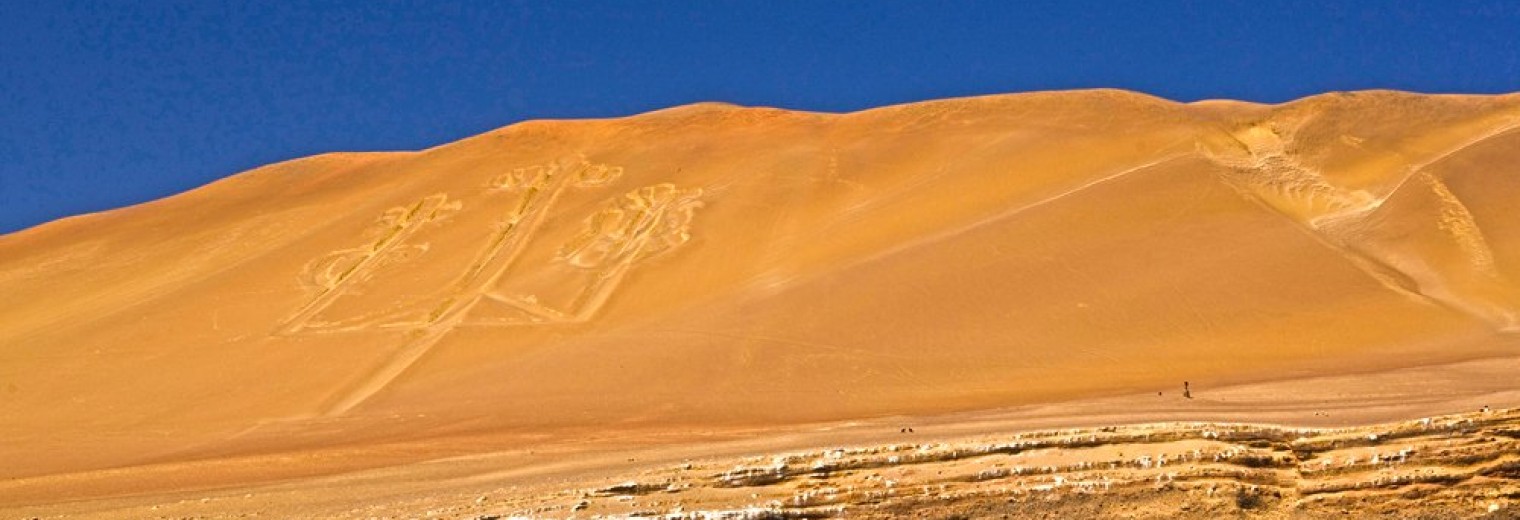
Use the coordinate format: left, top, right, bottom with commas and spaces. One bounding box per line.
2, 89, 1520, 516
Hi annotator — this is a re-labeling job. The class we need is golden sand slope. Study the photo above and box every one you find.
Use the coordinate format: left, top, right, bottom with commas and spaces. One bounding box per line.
1, 90, 1518, 511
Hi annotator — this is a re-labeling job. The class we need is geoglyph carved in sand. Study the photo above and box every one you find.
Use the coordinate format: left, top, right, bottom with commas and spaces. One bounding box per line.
276, 158, 705, 414
279, 160, 674, 332
279, 193, 462, 334
479, 183, 704, 325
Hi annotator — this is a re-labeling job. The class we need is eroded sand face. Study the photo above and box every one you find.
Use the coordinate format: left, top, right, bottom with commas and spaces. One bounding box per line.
1, 90, 1519, 515
464, 409, 1520, 519
8, 400, 1519, 519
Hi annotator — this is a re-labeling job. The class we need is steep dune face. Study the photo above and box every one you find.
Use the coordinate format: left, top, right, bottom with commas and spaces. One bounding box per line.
1198, 92, 1520, 329
0, 90, 1517, 484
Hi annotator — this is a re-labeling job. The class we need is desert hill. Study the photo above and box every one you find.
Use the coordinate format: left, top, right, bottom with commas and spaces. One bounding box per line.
1, 90, 1518, 511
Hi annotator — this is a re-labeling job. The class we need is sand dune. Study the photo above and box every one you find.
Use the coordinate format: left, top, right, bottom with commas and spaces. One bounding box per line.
2, 89, 1518, 515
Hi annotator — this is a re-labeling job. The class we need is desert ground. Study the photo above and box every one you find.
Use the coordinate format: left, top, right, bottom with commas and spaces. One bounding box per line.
2, 89, 1519, 517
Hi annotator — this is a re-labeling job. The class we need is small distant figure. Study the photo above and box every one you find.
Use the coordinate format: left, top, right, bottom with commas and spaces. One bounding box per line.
1158, 391, 1163, 397
1183, 381, 1192, 399
909, 428, 915, 433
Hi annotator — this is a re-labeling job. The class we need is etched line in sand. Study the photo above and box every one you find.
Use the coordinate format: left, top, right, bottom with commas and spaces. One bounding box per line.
312, 160, 615, 411
833, 151, 1194, 274
314, 161, 591, 413
298, 157, 707, 414
404, 159, 630, 330
477, 183, 704, 325
323, 183, 704, 415
278, 193, 461, 335
1378, 119, 1520, 209
283, 159, 629, 332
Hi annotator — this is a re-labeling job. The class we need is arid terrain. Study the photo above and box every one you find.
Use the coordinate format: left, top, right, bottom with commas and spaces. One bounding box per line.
2, 89, 1519, 518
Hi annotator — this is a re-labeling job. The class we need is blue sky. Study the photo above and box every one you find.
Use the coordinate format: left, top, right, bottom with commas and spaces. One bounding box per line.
3, 1, 1518, 234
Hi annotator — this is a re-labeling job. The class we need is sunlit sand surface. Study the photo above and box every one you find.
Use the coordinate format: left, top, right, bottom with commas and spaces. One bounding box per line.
2, 89, 1518, 517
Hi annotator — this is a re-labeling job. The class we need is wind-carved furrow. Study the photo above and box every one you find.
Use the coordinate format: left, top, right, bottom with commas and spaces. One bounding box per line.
1204, 131, 1436, 310
1206, 125, 1376, 228
491, 409, 1520, 518
1203, 120, 1519, 330
1421, 172, 1500, 278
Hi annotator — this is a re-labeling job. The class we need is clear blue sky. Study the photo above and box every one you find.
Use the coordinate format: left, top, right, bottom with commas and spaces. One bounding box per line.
3, 1, 1519, 234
